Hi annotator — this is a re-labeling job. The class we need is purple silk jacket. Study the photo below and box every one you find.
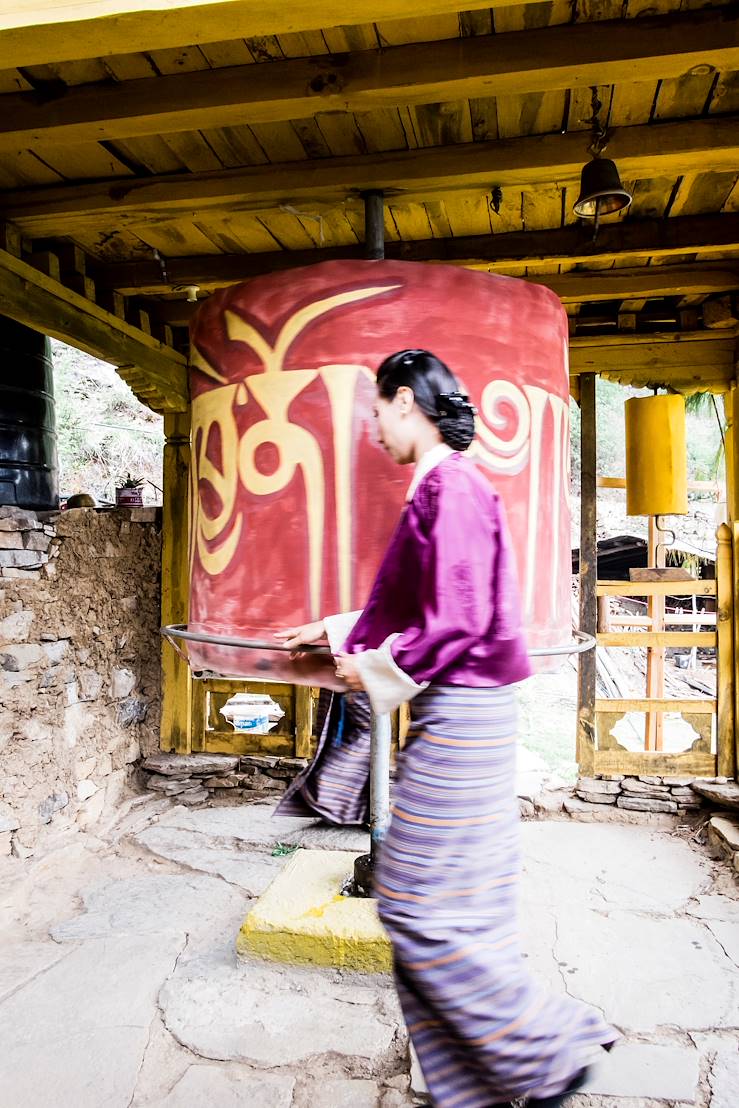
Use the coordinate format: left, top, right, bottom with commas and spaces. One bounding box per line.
343, 452, 531, 692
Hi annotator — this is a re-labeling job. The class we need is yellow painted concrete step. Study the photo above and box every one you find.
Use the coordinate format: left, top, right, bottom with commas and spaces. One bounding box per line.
237, 848, 393, 974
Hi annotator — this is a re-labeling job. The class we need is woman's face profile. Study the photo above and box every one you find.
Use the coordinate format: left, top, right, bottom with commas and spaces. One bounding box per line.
373, 389, 415, 465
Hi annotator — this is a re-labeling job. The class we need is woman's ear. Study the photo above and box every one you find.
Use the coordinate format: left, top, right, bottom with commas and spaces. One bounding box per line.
395, 385, 414, 415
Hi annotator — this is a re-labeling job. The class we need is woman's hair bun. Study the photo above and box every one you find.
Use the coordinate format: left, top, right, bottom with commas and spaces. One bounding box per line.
376, 351, 477, 451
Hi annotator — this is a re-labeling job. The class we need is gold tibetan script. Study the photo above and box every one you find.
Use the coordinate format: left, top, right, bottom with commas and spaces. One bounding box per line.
190, 285, 400, 617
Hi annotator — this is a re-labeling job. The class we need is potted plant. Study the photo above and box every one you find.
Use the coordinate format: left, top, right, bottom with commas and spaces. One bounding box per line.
115, 474, 145, 508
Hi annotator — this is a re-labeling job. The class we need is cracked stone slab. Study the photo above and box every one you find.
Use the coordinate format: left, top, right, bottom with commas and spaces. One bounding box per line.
0, 940, 69, 1003
301, 1078, 381, 1107
521, 822, 711, 912
160, 947, 404, 1071
155, 804, 315, 851
156, 1064, 295, 1107
687, 896, 739, 968
582, 1042, 699, 1101
704, 918, 739, 969
296, 823, 370, 852
50, 873, 247, 942
154, 803, 371, 855
134, 825, 284, 894
688, 894, 739, 923
554, 907, 739, 1031
0, 934, 179, 1108
709, 1044, 739, 1108
518, 900, 563, 992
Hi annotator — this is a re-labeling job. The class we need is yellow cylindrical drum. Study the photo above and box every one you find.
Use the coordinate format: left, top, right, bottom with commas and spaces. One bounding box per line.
625, 394, 688, 516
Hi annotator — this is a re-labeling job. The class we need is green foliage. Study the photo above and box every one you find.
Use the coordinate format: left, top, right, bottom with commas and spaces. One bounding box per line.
51, 341, 164, 503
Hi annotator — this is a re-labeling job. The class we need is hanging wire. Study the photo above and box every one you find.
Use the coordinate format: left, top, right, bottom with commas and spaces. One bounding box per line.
153, 247, 169, 286
587, 86, 608, 158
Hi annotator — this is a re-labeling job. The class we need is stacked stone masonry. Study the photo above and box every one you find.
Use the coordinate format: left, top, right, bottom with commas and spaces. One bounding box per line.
576, 774, 714, 814
0, 505, 162, 856
143, 752, 308, 806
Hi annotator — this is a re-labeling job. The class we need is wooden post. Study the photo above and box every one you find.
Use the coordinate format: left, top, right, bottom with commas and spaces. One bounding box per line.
577, 373, 597, 774
725, 387, 738, 523
716, 523, 735, 778
645, 516, 666, 751
294, 685, 314, 759
160, 409, 192, 754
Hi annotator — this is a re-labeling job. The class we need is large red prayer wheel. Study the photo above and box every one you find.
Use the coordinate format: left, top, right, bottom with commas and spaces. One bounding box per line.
188, 260, 570, 683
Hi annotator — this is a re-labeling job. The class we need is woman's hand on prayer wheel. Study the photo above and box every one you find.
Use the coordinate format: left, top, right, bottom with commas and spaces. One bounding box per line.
334, 652, 364, 691
274, 620, 328, 656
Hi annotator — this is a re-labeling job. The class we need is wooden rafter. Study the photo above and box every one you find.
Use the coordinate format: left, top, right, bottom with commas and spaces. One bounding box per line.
0, 0, 518, 69
92, 215, 739, 296
0, 246, 188, 412
4, 117, 738, 235
1, 10, 735, 150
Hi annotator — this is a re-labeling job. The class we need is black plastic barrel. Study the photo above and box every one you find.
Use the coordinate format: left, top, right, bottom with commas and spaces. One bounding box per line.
0, 316, 59, 511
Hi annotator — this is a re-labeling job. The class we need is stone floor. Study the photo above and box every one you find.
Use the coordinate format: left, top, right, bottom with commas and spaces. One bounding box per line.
0, 794, 737, 1108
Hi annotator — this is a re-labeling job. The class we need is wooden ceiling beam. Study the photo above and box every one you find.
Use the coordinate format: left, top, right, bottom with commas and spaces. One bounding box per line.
549, 266, 739, 304
5, 116, 737, 236
141, 264, 739, 326
93, 214, 739, 296
1, 9, 735, 150
570, 331, 739, 393
0, 246, 188, 412
0, 0, 519, 70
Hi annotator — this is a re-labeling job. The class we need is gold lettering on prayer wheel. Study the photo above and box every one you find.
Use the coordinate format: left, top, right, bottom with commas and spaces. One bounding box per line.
625, 394, 688, 517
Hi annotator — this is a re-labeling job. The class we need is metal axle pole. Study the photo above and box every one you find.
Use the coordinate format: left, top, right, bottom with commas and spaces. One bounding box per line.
369, 709, 392, 857
352, 706, 392, 896
363, 189, 385, 260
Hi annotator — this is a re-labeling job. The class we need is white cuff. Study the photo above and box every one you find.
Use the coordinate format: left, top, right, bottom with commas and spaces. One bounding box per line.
324, 610, 363, 653
353, 635, 428, 716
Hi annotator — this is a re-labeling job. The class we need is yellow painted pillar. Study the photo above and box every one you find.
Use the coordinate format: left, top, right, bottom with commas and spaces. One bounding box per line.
160, 410, 193, 754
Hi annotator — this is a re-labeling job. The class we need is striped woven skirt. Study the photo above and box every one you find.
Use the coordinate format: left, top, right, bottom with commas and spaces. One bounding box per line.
375, 685, 617, 1107
276, 691, 371, 825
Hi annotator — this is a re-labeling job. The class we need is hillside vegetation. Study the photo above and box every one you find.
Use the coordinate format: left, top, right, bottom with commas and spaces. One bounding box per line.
52, 341, 164, 505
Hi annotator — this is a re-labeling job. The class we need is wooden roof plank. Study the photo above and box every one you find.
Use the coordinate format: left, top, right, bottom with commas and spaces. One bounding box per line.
0, 10, 735, 150
0, 1, 523, 69
90, 213, 739, 294
5, 116, 737, 235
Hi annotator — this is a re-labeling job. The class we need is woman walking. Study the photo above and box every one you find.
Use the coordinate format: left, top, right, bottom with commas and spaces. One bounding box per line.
279, 349, 617, 1108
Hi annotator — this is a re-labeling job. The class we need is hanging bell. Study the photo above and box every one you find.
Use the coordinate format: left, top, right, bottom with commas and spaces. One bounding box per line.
573, 157, 633, 219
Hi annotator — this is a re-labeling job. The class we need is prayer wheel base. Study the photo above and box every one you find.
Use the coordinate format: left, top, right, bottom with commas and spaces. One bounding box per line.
351, 852, 374, 898
237, 848, 391, 973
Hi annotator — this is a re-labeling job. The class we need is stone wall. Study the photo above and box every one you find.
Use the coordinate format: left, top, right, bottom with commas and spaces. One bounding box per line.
575, 774, 708, 814
142, 752, 308, 806
0, 505, 162, 855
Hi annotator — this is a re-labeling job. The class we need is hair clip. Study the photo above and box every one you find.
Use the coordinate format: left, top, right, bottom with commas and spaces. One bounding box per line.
435, 392, 478, 418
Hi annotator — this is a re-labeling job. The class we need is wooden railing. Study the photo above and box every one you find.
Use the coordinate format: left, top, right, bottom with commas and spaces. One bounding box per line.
579, 530, 736, 778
